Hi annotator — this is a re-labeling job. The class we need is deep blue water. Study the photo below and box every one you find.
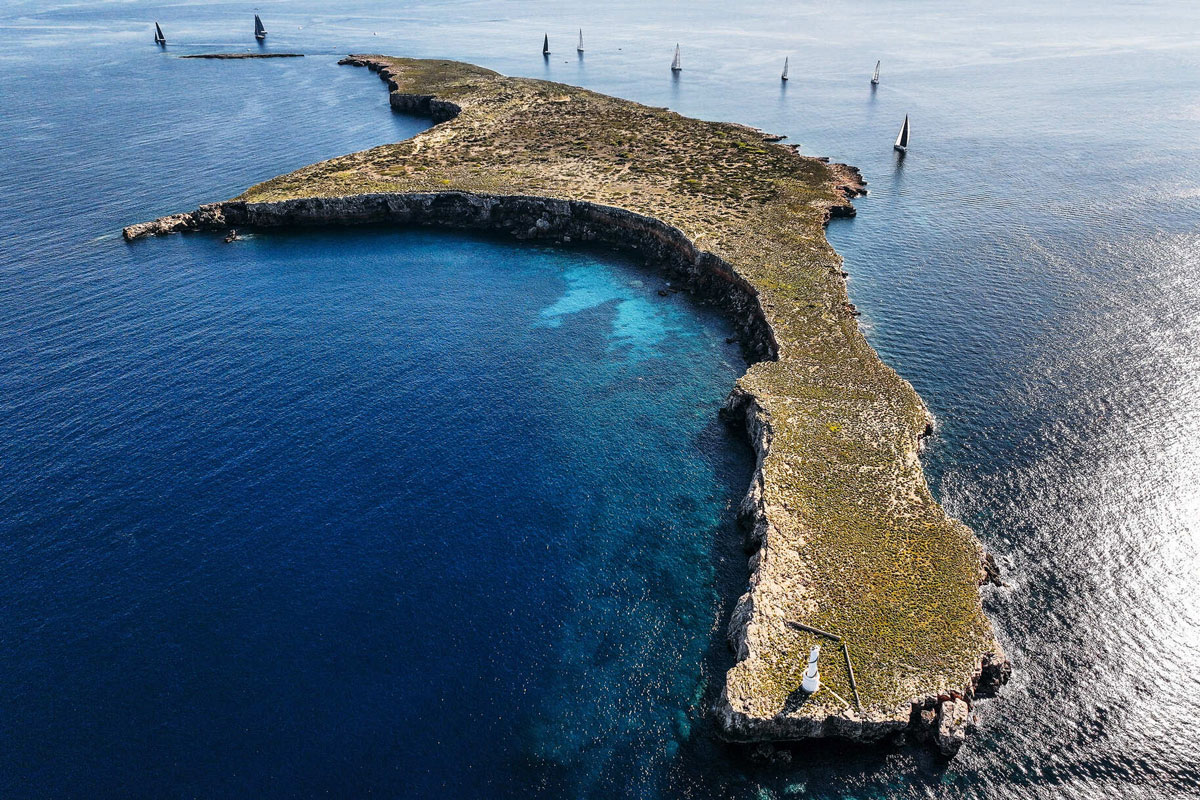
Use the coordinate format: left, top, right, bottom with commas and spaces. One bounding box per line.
3, 1, 1200, 798
4, 225, 752, 798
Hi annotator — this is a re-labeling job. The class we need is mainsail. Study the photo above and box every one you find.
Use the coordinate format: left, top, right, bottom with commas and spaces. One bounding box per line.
671, 44, 681, 72
154, 22, 166, 45
543, 33, 550, 55
577, 29, 584, 52
894, 114, 910, 152
871, 60, 880, 85
781, 56, 789, 81
254, 14, 267, 40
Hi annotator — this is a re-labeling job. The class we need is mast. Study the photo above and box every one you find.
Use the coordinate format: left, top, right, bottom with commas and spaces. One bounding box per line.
254, 14, 267, 40
894, 115, 909, 152
671, 44, 681, 72
871, 60, 880, 85
781, 56, 789, 81
577, 29, 584, 52
543, 33, 550, 55
154, 22, 165, 45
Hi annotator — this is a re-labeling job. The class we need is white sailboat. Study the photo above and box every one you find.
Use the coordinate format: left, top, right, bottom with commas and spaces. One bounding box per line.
894, 114, 910, 153
577, 29, 584, 53
781, 56, 789, 81
871, 60, 880, 85
801, 645, 821, 693
542, 33, 550, 56
671, 44, 681, 72
154, 22, 166, 46
254, 14, 267, 40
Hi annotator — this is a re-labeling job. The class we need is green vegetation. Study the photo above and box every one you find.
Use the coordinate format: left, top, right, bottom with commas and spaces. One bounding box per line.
239, 56, 998, 724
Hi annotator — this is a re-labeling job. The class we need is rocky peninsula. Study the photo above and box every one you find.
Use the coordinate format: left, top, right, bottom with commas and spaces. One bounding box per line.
124, 55, 1008, 755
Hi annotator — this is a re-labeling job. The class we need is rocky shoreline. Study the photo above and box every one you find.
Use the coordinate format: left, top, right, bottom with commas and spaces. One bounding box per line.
128, 55, 1009, 756
124, 193, 780, 359
717, 381, 1010, 755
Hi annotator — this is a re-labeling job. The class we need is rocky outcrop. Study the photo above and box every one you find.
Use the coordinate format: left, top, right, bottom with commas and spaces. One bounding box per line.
976, 650, 1013, 697
121, 204, 229, 240
122, 212, 199, 239
934, 699, 973, 756
338, 56, 462, 122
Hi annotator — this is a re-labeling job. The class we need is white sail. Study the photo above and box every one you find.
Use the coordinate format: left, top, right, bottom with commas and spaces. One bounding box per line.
671, 44, 681, 71
781, 56, 789, 81
577, 29, 584, 52
894, 114, 910, 151
871, 60, 880, 84
801, 645, 821, 693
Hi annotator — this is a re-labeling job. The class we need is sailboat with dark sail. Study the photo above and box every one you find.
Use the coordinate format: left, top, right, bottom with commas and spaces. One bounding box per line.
154, 22, 166, 46
871, 60, 880, 85
671, 44, 681, 72
577, 29, 584, 53
254, 14, 267, 41
894, 114, 910, 153
781, 57, 789, 81
542, 33, 550, 56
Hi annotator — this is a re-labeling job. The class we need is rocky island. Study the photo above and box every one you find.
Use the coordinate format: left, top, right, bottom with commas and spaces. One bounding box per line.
124, 55, 1008, 755
179, 53, 304, 59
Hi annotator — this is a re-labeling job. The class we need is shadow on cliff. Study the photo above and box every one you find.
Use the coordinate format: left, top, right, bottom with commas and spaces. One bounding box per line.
781, 684, 816, 716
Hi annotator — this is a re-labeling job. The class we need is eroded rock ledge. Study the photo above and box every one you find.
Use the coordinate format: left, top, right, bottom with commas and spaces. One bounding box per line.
126, 55, 1008, 756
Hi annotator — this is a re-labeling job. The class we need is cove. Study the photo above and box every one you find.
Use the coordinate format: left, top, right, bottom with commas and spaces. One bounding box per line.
0, 225, 753, 798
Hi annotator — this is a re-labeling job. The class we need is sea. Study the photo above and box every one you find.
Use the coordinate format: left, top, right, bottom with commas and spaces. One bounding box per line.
1, 1, 1198, 798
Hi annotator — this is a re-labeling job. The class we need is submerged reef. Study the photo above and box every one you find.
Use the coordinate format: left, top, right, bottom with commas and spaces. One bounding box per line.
125, 55, 1008, 755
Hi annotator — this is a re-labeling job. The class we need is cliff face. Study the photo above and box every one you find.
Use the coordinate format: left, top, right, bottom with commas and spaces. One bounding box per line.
125, 55, 1008, 754
126, 193, 779, 359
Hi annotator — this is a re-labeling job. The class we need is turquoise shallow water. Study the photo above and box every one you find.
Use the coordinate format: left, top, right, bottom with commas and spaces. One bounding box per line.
2, 1, 1200, 798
